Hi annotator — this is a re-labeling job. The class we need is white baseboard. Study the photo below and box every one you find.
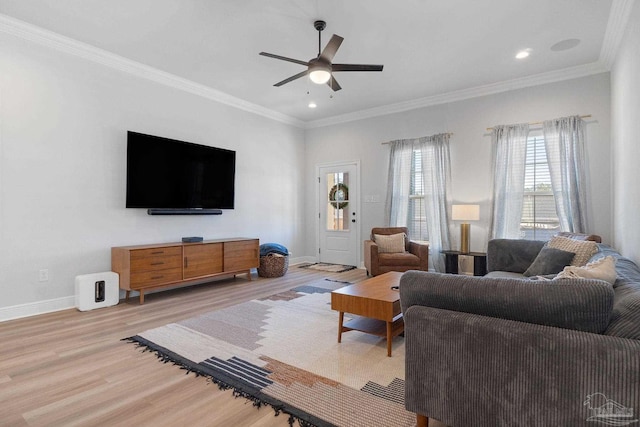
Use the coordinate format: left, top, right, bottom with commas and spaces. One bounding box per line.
0, 256, 347, 322
0, 296, 76, 322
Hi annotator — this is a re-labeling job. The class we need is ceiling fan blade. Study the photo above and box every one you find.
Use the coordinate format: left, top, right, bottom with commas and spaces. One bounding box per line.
274, 70, 309, 87
259, 52, 309, 67
319, 34, 344, 62
327, 75, 342, 91
332, 64, 384, 72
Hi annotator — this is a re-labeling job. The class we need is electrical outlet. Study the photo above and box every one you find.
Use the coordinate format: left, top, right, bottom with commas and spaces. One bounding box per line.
39, 269, 49, 282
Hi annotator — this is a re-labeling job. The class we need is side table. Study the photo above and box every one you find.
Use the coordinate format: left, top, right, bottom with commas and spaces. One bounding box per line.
441, 250, 487, 276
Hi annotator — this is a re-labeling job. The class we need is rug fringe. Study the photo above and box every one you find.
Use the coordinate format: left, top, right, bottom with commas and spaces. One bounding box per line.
121, 337, 322, 427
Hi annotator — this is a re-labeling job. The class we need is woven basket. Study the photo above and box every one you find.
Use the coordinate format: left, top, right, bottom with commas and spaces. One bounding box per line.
258, 254, 289, 278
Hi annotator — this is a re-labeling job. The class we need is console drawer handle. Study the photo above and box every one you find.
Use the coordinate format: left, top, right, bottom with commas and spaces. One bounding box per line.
151, 251, 164, 255
151, 275, 163, 280
150, 262, 164, 266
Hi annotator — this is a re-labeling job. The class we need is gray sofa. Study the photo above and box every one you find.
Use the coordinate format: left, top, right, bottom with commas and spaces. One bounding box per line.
400, 240, 640, 427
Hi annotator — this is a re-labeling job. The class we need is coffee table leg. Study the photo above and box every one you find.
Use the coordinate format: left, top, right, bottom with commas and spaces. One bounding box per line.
386, 321, 392, 357
338, 311, 344, 343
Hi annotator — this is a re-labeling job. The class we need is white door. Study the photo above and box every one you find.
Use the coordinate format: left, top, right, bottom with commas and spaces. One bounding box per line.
318, 162, 359, 266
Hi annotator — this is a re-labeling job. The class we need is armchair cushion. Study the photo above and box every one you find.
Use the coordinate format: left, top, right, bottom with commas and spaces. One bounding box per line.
378, 252, 420, 267
371, 227, 410, 251
373, 233, 406, 253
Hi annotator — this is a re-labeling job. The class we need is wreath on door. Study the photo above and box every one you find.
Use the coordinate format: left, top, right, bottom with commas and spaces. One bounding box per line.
329, 183, 349, 209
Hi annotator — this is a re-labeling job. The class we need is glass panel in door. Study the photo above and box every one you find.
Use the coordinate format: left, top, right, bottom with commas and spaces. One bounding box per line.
326, 172, 349, 231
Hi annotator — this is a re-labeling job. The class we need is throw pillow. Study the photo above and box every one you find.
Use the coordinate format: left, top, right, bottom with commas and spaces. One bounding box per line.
523, 247, 576, 277
547, 235, 598, 267
555, 256, 617, 284
374, 233, 406, 253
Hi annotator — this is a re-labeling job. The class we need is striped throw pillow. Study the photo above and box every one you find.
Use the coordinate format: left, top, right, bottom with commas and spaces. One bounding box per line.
547, 235, 598, 267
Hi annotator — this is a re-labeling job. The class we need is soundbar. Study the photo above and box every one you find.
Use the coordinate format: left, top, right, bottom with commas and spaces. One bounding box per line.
147, 208, 223, 215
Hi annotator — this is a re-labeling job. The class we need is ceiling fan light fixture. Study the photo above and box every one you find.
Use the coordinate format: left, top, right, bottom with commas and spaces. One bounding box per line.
309, 68, 331, 84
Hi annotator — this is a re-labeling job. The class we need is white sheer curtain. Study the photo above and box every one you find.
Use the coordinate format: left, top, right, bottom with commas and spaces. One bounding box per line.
420, 134, 452, 272
385, 140, 413, 229
385, 134, 452, 272
489, 124, 530, 239
543, 115, 588, 232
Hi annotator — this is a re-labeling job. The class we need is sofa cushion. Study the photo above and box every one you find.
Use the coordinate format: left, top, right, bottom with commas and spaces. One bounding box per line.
374, 233, 406, 253
556, 256, 617, 284
400, 271, 614, 333
484, 271, 526, 279
523, 247, 576, 277
379, 252, 420, 267
547, 235, 598, 266
487, 239, 546, 273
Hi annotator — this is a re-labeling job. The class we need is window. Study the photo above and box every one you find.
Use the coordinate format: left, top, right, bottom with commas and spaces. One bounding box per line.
520, 135, 559, 240
408, 149, 427, 241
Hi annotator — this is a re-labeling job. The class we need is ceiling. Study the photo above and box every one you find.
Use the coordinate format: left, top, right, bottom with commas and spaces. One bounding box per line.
0, 0, 617, 126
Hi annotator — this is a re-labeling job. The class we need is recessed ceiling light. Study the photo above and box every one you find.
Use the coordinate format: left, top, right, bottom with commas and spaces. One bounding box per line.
515, 50, 530, 59
550, 38, 581, 52
308, 102, 317, 108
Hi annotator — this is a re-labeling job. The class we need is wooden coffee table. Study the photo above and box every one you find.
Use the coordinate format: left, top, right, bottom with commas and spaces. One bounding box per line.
331, 271, 404, 357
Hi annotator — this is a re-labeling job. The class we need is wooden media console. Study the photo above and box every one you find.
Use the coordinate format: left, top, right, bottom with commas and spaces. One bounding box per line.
111, 238, 259, 304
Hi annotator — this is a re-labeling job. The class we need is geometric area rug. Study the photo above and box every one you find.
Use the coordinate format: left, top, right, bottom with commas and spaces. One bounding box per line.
125, 279, 413, 427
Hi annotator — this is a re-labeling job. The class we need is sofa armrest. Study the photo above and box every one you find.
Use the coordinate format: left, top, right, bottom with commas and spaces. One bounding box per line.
404, 306, 640, 427
408, 241, 429, 271
487, 239, 546, 273
363, 240, 379, 276
399, 271, 614, 333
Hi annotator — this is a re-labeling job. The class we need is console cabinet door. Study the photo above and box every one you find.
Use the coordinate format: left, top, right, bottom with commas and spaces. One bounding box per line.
224, 240, 259, 271
183, 243, 223, 279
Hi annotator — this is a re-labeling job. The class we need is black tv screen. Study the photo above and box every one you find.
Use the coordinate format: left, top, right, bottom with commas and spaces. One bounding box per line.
126, 131, 235, 209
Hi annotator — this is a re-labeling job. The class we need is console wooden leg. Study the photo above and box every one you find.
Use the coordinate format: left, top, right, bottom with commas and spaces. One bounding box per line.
338, 312, 344, 343
125, 290, 130, 302
416, 414, 429, 427
139, 290, 145, 305
247, 270, 252, 281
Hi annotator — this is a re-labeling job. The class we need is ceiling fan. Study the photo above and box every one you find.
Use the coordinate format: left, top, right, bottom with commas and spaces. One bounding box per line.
259, 20, 384, 91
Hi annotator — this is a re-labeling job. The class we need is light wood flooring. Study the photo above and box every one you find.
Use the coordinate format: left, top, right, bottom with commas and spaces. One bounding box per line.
0, 266, 445, 427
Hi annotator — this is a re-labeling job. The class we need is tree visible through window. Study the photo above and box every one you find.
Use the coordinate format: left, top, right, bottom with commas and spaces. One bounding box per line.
408, 149, 427, 241
521, 135, 559, 240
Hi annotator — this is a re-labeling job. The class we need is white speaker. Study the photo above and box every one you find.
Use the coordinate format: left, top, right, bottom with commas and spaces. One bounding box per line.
75, 272, 119, 311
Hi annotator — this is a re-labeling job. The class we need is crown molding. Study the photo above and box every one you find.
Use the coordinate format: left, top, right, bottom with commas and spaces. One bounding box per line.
0, 3, 629, 133
0, 14, 305, 129
599, 0, 636, 69
305, 62, 608, 129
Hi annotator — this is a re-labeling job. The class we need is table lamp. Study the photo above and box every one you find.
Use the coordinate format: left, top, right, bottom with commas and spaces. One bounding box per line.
452, 205, 480, 254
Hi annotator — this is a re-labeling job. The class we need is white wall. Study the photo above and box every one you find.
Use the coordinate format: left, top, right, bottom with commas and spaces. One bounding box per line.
0, 34, 305, 317
305, 73, 612, 267
611, 0, 640, 265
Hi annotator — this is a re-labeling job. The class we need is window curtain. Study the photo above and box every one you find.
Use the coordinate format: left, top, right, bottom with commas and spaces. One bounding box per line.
489, 124, 530, 239
385, 140, 413, 231
385, 134, 452, 272
543, 116, 588, 232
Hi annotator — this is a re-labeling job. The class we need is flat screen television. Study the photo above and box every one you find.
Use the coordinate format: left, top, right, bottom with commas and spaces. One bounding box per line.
126, 131, 235, 212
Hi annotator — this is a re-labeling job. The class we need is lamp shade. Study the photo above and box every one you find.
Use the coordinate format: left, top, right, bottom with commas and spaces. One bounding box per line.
452, 204, 480, 221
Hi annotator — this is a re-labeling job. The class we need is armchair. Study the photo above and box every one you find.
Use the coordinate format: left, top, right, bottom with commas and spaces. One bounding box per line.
363, 227, 429, 276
